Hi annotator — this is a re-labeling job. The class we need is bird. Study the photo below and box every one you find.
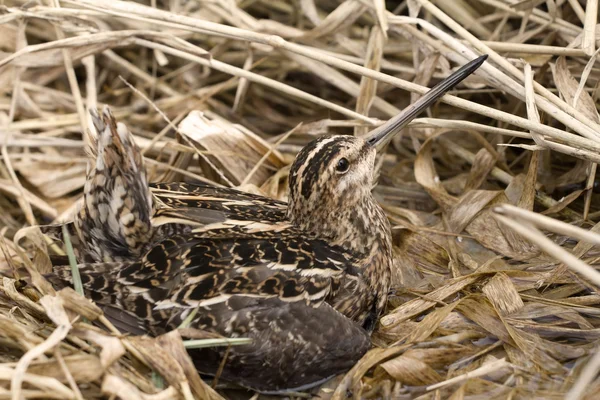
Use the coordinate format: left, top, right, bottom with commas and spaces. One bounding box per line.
43, 55, 487, 393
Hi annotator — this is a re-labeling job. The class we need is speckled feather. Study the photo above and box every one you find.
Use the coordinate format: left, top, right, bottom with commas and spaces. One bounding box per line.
61, 108, 155, 263
152, 181, 287, 225
44, 56, 487, 392
47, 126, 391, 392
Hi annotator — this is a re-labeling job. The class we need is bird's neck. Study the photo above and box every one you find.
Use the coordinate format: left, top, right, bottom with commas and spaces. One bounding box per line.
297, 195, 393, 326
331, 197, 391, 258
341, 199, 393, 318
288, 194, 393, 311
290, 195, 390, 254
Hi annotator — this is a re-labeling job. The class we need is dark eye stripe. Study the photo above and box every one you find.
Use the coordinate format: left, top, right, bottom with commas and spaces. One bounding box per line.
300, 140, 345, 198
289, 136, 350, 199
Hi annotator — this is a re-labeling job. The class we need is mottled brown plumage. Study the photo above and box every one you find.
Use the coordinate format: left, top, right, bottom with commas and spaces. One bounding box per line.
45, 109, 155, 263
44, 56, 486, 393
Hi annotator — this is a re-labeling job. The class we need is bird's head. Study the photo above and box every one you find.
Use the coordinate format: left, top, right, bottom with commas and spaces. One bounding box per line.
286, 55, 487, 250
288, 135, 376, 216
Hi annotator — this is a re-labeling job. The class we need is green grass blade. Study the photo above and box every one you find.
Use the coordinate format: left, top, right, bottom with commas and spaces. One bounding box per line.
183, 338, 252, 349
61, 225, 84, 296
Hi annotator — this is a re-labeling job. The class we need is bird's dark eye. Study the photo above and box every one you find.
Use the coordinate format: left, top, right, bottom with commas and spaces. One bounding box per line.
336, 157, 350, 173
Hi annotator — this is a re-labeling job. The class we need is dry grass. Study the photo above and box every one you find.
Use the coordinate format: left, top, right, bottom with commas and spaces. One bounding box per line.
1, 0, 600, 398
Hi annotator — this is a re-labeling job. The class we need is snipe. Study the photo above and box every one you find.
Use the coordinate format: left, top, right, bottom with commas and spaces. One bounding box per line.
45, 55, 486, 393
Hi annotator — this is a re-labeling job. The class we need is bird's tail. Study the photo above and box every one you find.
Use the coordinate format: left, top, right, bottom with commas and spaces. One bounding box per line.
74, 107, 154, 262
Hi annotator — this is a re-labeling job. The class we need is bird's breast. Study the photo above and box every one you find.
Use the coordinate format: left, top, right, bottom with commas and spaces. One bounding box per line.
328, 248, 392, 328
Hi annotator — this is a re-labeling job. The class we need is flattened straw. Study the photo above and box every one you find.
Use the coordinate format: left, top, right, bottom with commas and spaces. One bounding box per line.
177, 307, 200, 330
523, 63, 546, 148
212, 345, 231, 391
141, 112, 187, 156
11, 297, 72, 400
442, 139, 582, 219
118, 76, 235, 187
573, 46, 600, 109
2, 35, 37, 226
282, 49, 400, 117
51, 0, 86, 136
132, 38, 378, 124
232, 46, 253, 113
426, 358, 511, 391
583, 163, 597, 220
240, 123, 299, 186
0, 366, 74, 400
566, 347, 600, 400
493, 205, 600, 247
0, 179, 57, 219
98, 315, 121, 336
476, 0, 581, 35
7, 110, 119, 131
438, 138, 514, 186
493, 214, 600, 288
55, 349, 84, 400
392, 11, 600, 142
372, 0, 389, 36
582, 0, 598, 55
409, 118, 530, 139
480, 41, 586, 56
62, 0, 600, 159
82, 55, 97, 110
518, 65, 600, 162
566, 0, 587, 24
103, 49, 180, 97
145, 158, 220, 185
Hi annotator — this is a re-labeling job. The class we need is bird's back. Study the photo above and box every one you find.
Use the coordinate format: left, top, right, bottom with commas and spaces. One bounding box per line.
48, 226, 371, 392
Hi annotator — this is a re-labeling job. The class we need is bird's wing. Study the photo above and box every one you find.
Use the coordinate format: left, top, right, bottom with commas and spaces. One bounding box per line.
48, 231, 368, 392
150, 182, 287, 227
50, 230, 358, 328
38, 181, 286, 262
189, 297, 370, 393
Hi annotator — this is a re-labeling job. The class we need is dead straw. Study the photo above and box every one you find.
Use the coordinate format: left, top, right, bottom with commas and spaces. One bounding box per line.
2, 0, 600, 398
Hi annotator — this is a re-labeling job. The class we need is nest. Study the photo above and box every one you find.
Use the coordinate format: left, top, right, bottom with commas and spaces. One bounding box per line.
1, 0, 600, 399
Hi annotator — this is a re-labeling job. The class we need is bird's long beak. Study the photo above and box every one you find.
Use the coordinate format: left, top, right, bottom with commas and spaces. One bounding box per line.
367, 54, 488, 150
